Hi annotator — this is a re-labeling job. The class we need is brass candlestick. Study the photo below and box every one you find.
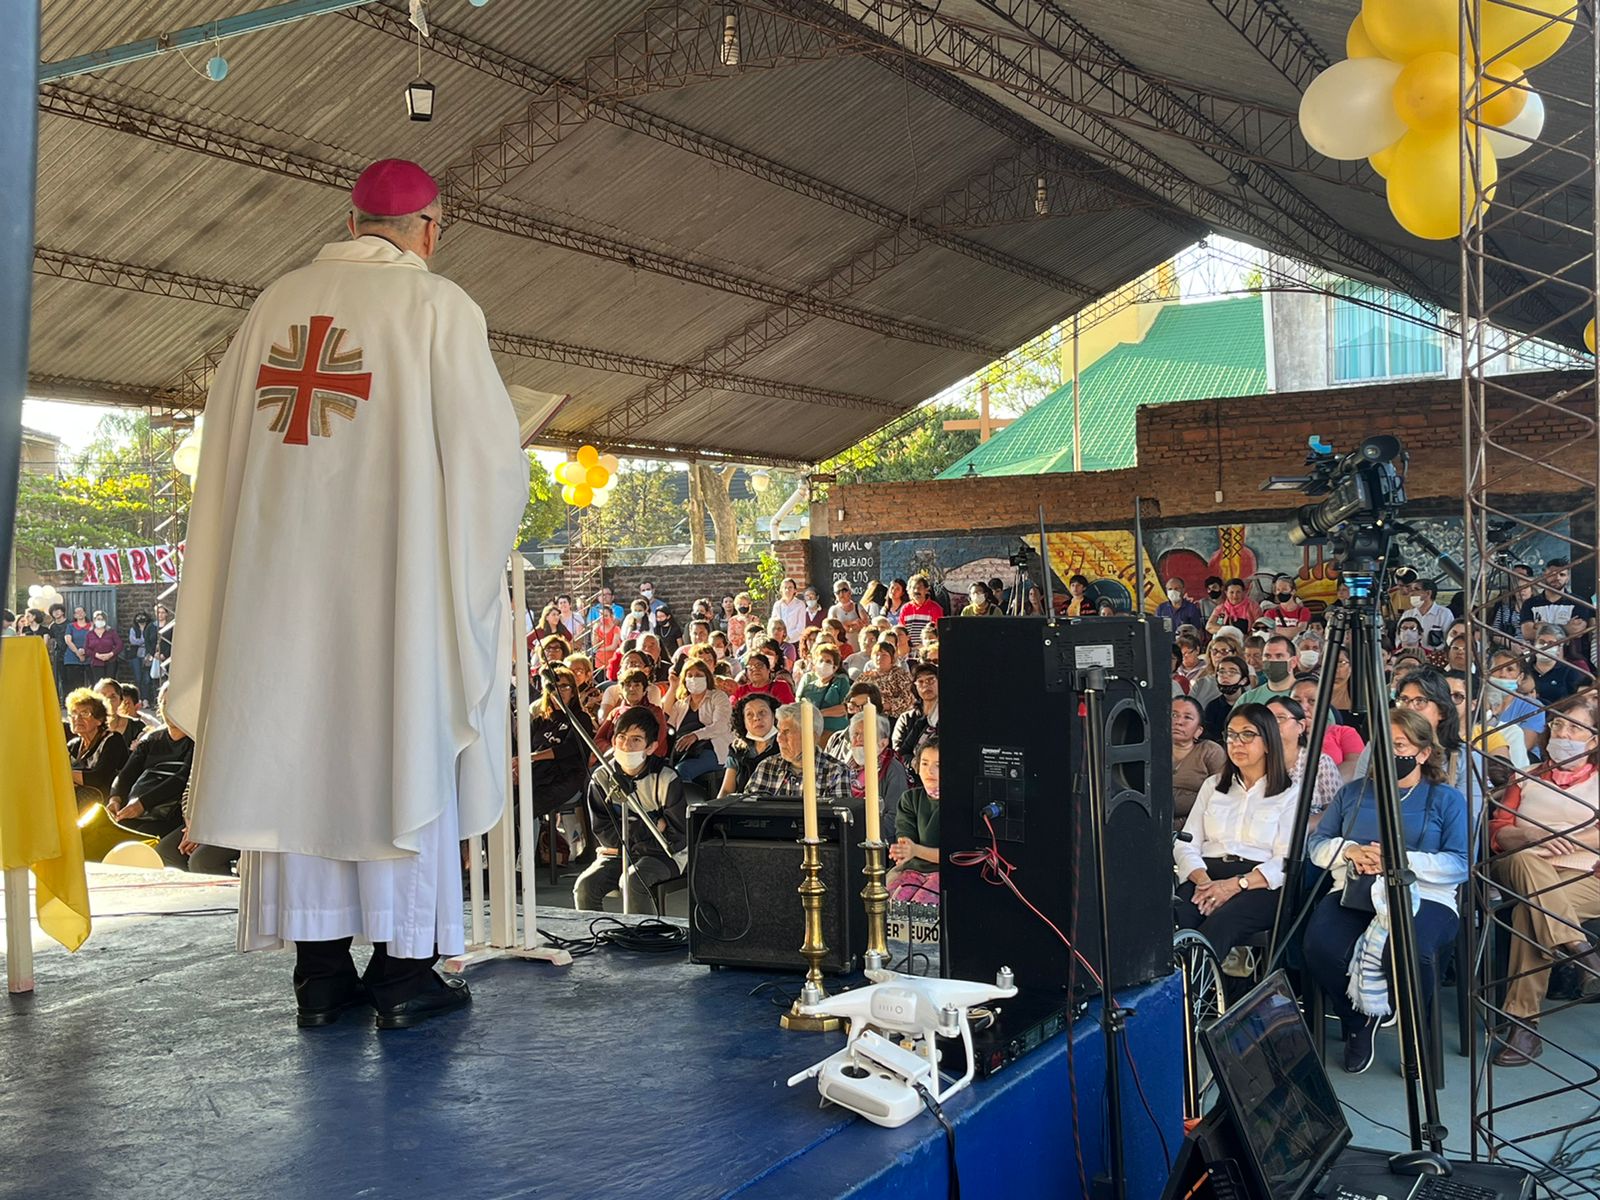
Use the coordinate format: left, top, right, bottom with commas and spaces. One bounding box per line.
781, 837, 843, 1032
861, 839, 891, 976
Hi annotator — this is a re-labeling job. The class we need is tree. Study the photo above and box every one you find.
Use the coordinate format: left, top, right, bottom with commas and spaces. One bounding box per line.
70, 411, 164, 479
13, 470, 162, 572
688, 462, 740, 563
823, 405, 981, 484
518, 453, 566, 547
733, 469, 802, 548
590, 464, 681, 547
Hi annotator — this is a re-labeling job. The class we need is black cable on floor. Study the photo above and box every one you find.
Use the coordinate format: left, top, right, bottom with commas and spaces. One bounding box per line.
914, 1080, 960, 1200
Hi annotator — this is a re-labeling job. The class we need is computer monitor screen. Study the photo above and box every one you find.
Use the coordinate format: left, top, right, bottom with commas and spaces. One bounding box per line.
1201, 971, 1351, 1200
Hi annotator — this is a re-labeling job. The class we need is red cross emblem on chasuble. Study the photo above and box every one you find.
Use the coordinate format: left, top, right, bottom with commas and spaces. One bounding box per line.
254, 315, 374, 445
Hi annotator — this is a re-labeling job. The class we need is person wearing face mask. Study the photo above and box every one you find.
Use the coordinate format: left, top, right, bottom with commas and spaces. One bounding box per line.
1170, 696, 1226, 830
1200, 576, 1226, 618
1487, 691, 1600, 1065
1392, 616, 1425, 658
664, 660, 732, 784
1233, 635, 1299, 708
720, 693, 782, 796
1529, 622, 1587, 705
846, 709, 908, 831
889, 738, 943, 904
1263, 575, 1312, 631
1292, 633, 1323, 675
1156, 578, 1205, 631
1410, 579, 1454, 648
83, 610, 124, 677
1203, 655, 1252, 742
1487, 649, 1545, 756
960, 581, 1001, 617
594, 668, 671, 758
795, 644, 852, 736
574, 708, 687, 912
1305, 707, 1468, 1074
637, 581, 665, 614
800, 587, 826, 634
746, 703, 853, 798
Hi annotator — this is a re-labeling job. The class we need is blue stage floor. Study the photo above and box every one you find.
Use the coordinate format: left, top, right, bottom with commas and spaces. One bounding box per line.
0, 868, 1184, 1200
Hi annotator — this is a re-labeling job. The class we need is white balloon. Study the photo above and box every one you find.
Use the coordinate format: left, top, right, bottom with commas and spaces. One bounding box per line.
1299, 57, 1407, 161
173, 439, 201, 479
28, 584, 43, 598
1485, 90, 1545, 160
589, 486, 611, 507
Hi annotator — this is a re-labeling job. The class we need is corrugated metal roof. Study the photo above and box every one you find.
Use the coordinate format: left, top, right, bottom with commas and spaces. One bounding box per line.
939, 294, 1268, 478
28, 0, 1583, 465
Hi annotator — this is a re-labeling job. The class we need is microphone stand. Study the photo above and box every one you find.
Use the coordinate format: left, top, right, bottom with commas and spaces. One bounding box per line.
538, 665, 672, 915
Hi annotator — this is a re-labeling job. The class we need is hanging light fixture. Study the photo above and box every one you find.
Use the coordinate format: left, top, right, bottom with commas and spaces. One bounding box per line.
406, 24, 434, 122
1033, 173, 1049, 217
719, 11, 740, 67
749, 468, 771, 494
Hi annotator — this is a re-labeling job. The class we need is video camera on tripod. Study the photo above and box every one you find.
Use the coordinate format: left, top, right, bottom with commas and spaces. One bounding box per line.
1264, 435, 1408, 563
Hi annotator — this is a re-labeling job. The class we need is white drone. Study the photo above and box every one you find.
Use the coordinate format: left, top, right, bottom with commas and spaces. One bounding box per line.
786, 968, 1018, 1128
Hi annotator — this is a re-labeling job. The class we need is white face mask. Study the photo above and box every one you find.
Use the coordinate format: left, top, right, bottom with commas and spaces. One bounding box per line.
1298, 649, 1320, 668
614, 748, 648, 773
685, 676, 707, 695
1548, 737, 1591, 766
641, 588, 654, 599
1166, 589, 1182, 603
851, 745, 868, 766
93, 620, 106, 630
1409, 595, 1424, 609
1400, 630, 1421, 645
816, 662, 836, 680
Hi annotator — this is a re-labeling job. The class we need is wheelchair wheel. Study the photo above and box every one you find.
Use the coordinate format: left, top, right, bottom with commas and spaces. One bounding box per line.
1174, 928, 1227, 1121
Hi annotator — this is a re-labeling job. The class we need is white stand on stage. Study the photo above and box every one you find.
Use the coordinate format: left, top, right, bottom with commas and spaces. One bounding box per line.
444, 551, 572, 972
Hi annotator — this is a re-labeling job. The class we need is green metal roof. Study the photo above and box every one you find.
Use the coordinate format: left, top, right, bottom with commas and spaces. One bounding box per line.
938, 294, 1267, 479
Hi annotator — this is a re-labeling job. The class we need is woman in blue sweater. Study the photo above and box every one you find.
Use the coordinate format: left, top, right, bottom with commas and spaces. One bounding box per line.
1304, 706, 1468, 1075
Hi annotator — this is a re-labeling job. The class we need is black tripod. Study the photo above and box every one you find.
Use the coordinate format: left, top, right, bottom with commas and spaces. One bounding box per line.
1266, 556, 1449, 1167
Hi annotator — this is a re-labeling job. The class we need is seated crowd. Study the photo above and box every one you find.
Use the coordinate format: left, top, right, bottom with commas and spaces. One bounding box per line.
1168, 559, 1596, 1074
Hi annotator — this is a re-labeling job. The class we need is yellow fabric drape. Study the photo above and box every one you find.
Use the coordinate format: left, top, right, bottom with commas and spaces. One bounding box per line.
0, 638, 92, 951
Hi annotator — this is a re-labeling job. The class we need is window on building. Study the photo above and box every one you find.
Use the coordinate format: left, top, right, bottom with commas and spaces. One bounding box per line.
1330, 285, 1444, 382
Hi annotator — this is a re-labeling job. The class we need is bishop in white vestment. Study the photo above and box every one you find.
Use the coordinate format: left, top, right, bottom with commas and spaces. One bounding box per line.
166, 160, 528, 1029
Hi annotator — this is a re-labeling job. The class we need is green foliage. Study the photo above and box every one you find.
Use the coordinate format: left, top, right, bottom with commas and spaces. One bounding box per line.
590, 464, 682, 547
823, 405, 981, 485
518, 453, 566, 547
977, 327, 1063, 417
732, 469, 803, 545
70, 412, 161, 478
745, 550, 785, 610
14, 470, 162, 571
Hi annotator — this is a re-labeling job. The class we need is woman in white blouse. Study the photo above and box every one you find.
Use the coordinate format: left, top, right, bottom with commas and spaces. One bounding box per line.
1174, 702, 1300, 956
663, 659, 732, 786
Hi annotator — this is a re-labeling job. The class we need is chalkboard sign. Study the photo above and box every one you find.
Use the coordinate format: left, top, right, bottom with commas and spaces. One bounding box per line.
823, 536, 882, 589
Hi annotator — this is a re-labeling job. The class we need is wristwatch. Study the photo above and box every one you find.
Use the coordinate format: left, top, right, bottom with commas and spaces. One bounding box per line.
1237, 875, 1251, 890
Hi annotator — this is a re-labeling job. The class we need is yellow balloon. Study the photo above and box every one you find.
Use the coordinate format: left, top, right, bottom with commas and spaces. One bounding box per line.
1347, 14, 1381, 59
585, 464, 611, 489
598, 453, 620, 474
1369, 140, 1402, 179
1586, 318, 1596, 354
571, 484, 594, 507
1482, 0, 1574, 69
1393, 52, 1461, 133
1386, 128, 1499, 240
557, 460, 586, 486
1362, 0, 1457, 62
576, 444, 599, 469
561, 484, 578, 504
1476, 63, 1528, 127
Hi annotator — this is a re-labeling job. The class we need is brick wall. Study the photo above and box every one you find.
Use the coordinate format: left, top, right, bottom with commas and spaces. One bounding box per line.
830, 370, 1596, 537
773, 539, 810, 589
604, 562, 760, 615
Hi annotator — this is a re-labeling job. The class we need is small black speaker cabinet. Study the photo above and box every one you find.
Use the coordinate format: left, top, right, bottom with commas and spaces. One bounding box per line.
686, 796, 868, 973
940, 615, 1174, 998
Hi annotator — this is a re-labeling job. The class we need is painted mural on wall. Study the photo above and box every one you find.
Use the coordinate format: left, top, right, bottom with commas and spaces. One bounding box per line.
861, 515, 1575, 615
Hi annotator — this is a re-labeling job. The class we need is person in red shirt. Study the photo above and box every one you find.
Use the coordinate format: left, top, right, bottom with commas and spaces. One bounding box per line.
732, 648, 795, 706
1262, 574, 1313, 631
897, 574, 944, 652
589, 605, 621, 676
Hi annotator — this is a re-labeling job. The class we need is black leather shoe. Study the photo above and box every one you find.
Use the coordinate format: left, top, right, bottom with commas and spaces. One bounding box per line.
296, 983, 372, 1029
374, 974, 471, 1030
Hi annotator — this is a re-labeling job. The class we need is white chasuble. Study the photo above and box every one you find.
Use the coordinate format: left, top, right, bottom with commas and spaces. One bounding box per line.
167, 236, 527, 954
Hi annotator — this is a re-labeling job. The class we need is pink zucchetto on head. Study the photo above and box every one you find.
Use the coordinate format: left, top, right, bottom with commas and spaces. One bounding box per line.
351, 159, 439, 217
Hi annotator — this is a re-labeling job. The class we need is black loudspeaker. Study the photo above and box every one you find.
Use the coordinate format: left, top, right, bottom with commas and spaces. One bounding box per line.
939, 615, 1174, 998
686, 796, 867, 973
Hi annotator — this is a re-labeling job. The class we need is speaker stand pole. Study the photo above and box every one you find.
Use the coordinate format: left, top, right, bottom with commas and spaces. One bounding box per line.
1081, 667, 1128, 1200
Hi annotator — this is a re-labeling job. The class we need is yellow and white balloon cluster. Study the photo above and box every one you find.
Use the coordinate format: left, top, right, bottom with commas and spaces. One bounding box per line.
173, 415, 204, 481
555, 444, 621, 508
1299, 0, 1572, 240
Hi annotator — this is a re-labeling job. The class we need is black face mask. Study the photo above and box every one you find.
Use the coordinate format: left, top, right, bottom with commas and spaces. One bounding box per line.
1218, 681, 1245, 697
737, 606, 750, 614
1276, 592, 1292, 602
1207, 587, 1222, 599
1394, 754, 1420, 780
